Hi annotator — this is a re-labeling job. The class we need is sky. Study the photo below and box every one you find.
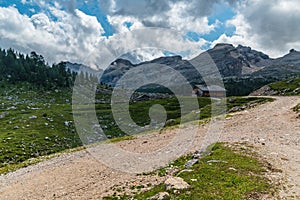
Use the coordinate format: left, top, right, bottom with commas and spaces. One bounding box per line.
0, 0, 300, 68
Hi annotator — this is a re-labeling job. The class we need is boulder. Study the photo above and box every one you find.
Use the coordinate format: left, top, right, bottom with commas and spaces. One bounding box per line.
165, 177, 190, 190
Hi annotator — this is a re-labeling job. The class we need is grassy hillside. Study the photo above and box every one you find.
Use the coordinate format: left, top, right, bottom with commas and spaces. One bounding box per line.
269, 76, 300, 95
0, 82, 273, 174
0, 83, 80, 172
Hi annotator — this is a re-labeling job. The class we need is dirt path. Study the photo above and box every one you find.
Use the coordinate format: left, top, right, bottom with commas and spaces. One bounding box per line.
0, 96, 299, 199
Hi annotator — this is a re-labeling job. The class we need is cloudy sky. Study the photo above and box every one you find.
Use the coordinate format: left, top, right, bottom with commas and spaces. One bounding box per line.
0, 0, 299, 67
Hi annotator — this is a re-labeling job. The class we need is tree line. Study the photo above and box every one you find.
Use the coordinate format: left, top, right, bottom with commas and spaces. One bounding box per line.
0, 48, 76, 89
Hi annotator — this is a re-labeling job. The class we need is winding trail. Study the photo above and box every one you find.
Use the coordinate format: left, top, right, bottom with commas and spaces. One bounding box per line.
0, 96, 299, 199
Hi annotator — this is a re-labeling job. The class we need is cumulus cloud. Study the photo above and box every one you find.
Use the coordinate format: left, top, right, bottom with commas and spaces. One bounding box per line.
0, 2, 210, 68
107, 15, 144, 33
213, 0, 300, 57
102, 0, 236, 34
0, 5, 104, 65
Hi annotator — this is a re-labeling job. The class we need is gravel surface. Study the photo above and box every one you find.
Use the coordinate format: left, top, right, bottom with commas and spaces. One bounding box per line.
0, 96, 299, 199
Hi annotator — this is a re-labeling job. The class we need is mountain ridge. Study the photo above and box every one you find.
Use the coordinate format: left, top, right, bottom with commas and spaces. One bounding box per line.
100, 43, 300, 95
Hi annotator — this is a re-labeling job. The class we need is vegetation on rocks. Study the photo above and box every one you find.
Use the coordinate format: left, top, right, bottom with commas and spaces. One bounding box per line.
269, 76, 300, 96
104, 143, 278, 200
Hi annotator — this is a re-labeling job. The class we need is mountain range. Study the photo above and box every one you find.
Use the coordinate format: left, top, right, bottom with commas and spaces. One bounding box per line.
69, 43, 300, 96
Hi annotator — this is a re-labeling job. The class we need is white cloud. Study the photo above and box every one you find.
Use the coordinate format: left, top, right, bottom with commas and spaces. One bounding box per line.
165, 1, 216, 34
102, 28, 207, 63
53, 1, 61, 9
107, 15, 144, 33
120, 48, 166, 64
102, 0, 230, 35
6, 0, 300, 68
0, 1, 212, 68
213, 0, 300, 57
0, 5, 105, 65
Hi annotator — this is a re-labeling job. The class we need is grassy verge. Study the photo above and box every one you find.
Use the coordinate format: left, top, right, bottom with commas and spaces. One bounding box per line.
104, 143, 278, 200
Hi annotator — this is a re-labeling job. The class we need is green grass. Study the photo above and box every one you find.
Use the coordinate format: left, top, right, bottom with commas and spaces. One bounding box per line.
0, 83, 82, 172
0, 81, 274, 174
108, 135, 135, 143
104, 143, 277, 200
293, 103, 300, 113
269, 76, 300, 95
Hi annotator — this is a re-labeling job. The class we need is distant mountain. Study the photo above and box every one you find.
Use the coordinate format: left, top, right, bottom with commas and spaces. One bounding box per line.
99, 43, 300, 95
66, 62, 102, 75
203, 43, 270, 76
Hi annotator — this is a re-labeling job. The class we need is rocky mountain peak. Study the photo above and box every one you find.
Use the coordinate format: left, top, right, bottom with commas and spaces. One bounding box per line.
113, 58, 135, 66
149, 55, 183, 64
213, 43, 235, 50
275, 48, 300, 66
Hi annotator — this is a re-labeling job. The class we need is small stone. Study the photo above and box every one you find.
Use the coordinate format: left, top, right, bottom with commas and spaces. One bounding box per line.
165, 177, 190, 190
29, 115, 38, 119
13, 126, 19, 130
64, 121, 70, 126
165, 119, 176, 126
207, 160, 228, 164
149, 192, 170, 200
229, 167, 237, 171
229, 98, 235, 103
185, 159, 199, 168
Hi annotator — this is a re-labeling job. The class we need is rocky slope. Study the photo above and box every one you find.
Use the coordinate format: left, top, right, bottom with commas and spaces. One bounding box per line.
99, 44, 300, 95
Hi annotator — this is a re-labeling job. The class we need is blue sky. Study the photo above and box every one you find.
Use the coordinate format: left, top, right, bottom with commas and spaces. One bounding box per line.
0, 0, 299, 66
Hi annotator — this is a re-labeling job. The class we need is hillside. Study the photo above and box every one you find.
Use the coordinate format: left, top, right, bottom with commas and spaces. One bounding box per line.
251, 76, 300, 96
